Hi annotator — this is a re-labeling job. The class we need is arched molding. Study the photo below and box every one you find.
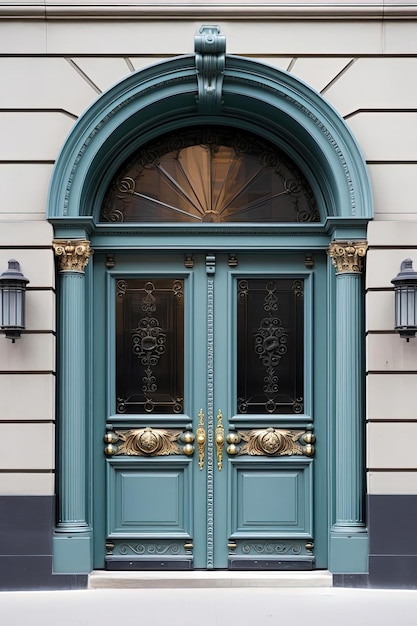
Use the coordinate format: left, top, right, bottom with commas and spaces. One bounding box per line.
47, 54, 373, 231
48, 44, 373, 577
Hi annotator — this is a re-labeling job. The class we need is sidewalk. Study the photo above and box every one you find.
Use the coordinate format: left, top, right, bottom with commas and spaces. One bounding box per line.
1, 587, 417, 626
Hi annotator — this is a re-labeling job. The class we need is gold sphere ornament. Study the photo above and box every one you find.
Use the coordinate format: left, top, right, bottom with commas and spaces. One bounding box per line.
183, 443, 195, 456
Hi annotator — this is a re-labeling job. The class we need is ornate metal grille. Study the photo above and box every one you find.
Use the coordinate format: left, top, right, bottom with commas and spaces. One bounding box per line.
237, 278, 304, 414
100, 127, 319, 224
116, 278, 184, 414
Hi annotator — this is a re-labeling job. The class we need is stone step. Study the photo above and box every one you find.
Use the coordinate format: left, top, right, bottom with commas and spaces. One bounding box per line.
88, 569, 333, 589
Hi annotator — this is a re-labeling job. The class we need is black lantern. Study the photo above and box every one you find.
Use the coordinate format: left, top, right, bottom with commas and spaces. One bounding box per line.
0, 259, 30, 342
391, 258, 417, 341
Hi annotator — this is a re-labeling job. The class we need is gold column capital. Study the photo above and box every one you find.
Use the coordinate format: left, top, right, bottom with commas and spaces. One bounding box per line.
328, 240, 368, 275
53, 239, 93, 273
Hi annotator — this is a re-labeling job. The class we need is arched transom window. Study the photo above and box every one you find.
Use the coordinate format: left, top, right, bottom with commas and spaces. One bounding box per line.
100, 127, 319, 224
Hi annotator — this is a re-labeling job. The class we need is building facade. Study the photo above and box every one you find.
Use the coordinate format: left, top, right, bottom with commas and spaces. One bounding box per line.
0, 1, 416, 590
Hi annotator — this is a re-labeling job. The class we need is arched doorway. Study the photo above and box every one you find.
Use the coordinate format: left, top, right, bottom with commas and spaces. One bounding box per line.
47, 26, 373, 577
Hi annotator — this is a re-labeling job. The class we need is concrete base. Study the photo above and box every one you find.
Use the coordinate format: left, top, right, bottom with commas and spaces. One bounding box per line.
88, 569, 333, 589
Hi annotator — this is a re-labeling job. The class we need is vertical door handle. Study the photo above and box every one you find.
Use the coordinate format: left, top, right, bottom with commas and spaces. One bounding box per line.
215, 409, 225, 471
196, 409, 206, 470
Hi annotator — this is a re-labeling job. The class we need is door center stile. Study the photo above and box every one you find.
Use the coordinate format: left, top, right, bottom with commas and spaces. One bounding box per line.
205, 253, 216, 569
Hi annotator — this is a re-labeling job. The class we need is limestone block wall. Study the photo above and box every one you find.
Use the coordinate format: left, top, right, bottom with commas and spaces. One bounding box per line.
0, 2, 417, 587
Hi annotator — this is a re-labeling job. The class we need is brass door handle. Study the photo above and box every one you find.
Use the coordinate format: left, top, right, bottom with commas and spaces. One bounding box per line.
196, 409, 206, 470
215, 409, 225, 471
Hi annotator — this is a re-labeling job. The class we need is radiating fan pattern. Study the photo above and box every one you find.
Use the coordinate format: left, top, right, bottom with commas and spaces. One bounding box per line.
100, 127, 319, 224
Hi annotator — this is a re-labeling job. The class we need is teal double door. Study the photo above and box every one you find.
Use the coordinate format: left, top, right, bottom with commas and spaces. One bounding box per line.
94, 251, 327, 570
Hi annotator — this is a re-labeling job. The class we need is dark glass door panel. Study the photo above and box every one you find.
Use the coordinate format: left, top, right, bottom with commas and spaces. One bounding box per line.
115, 278, 184, 414
237, 278, 304, 414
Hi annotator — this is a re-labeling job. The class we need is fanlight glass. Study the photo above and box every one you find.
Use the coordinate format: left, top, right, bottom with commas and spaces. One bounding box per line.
100, 127, 319, 224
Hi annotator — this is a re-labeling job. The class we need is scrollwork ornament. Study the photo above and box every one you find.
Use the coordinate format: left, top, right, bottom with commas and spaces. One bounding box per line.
239, 428, 304, 456
115, 427, 181, 456
328, 240, 368, 275
53, 239, 92, 273
241, 542, 302, 555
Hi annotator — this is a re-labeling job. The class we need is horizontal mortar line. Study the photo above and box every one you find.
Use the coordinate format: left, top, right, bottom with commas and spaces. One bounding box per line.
20, 330, 56, 335
0, 53, 178, 59
0, 420, 55, 424
368, 245, 417, 249
0, 160, 55, 165
0, 108, 78, 120
2, 51, 417, 59
0, 469, 54, 474
344, 108, 417, 120
0, 245, 52, 250
242, 53, 417, 59
367, 468, 417, 473
366, 287, 393, 292
367, 419, 417, 423
0, 371, 55, 375
26, 287, 56, 292
0, 53, 416, 59
367, 370, 417, 375
366, 160, 417, 165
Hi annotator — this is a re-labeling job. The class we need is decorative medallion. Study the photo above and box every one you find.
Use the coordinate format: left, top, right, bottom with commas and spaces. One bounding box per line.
53, 239, 92, 273
226, 427, 315, 457
107, 427, 182, 456
328, 240, 368, 274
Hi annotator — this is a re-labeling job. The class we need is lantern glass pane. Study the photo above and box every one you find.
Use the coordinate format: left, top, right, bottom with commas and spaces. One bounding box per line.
0, 287, 25, 329
395, 286, 417, 329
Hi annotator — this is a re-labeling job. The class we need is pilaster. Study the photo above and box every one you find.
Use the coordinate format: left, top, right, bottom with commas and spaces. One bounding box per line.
328, 240, 369, 573
52, 239, 93, 573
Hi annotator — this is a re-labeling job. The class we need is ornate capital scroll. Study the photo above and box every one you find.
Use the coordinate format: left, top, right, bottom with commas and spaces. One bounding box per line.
53, 239, 92, 273
195, 25, 226, 114
328, 240, 368, 274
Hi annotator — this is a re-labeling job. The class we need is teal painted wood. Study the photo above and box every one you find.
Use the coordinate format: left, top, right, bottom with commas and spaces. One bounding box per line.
91, 252, 328, 570
107, 458, 193, 537
56, 271, 89, 532
205, 255, 215, 569
210, 253, 327, 569
333, 272, 366, 532
91, 254, 210, 568
46, 52, 373, 228
47, 36, 374, 574
228, 458, 313, 536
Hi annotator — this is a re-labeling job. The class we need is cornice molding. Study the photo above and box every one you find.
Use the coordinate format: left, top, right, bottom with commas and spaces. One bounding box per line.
2, 3, 417, 21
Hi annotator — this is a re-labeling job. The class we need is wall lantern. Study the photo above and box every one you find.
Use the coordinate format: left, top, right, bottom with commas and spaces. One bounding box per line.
391, 258, 417, 341
0, 259, 30, 343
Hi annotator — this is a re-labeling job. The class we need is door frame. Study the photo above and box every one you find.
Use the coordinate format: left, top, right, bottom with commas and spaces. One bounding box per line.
47, 27, 373, 577
92, 252, 328, 571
